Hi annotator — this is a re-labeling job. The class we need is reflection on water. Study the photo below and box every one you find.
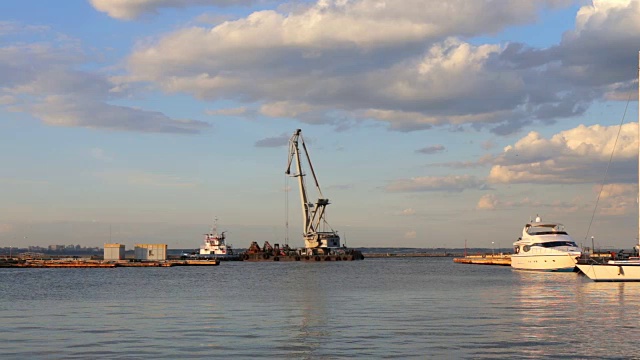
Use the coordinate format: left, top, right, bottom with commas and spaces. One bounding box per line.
512, 271, 640, 359
574, 281, 640, 359
513, 271, 583, 358
1, 259, 640, 359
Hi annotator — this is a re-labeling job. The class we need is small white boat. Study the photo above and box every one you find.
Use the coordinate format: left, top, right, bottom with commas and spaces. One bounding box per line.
198, 219, 234, 258
577, 259, 640, 282
575, 51, 640, 282
511, 216, 582, 272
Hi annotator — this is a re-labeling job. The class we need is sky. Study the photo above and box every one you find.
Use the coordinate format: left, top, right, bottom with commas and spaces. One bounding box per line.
1, 0, 640, 250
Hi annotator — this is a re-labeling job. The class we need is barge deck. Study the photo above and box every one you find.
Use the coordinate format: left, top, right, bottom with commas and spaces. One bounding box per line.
0, 259, 220, 268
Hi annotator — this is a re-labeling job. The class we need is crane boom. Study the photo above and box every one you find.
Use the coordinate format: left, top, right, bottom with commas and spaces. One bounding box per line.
285, 129, 340, 249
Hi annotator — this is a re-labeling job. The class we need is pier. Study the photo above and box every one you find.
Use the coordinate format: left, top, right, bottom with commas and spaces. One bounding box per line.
453, 254, 511, 266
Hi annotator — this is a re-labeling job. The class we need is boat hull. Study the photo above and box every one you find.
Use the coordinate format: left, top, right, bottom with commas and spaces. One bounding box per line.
576, 263, 640, 282
511, 253, 577, 272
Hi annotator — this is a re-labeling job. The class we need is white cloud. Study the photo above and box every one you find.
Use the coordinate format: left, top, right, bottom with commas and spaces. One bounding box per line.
90, 0, 260, 20
205, 106, 247, 116
501, 0, 640, 100
0, 95, 15, 105
90, 148, 114, 162
0, 223, 13, 233
0, 34, 209, 134
401, 208, 416, 216
476, 194, 498, 210
404, 230, 417, 239
18, 0, 637, 139
29, 96, 209, 134
255, 133, 290, 147
124, 1, 576, 133
475, 193, 584, 212
386, 175, 484, 192
597, 183, 636, 216
481, 140, 495, 150
487, 123, 638, 184
260, 102, 316, 118
0, 21, 50, 36
416, 144, 445, 154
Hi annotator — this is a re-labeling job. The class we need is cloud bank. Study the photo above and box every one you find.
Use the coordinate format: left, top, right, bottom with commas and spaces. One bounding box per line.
488, 123, 638, 185
120, 0, 639, 134
0, 22, 209, 134
90, 0, 262, 20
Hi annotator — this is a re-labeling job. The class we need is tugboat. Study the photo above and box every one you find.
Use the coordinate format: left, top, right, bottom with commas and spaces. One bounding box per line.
182, 219, 241, 261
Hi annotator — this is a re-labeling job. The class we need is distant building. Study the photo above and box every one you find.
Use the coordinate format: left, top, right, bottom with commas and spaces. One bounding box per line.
134, 244, 167, 261
104, 243, 125, 261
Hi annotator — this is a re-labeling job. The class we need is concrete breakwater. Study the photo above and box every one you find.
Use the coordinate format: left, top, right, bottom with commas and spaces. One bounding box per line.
365, 252, 460, 258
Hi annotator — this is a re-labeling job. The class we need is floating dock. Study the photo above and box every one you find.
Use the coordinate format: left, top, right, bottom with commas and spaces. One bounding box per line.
453, 254, 511, 266
0, 259, 220, 268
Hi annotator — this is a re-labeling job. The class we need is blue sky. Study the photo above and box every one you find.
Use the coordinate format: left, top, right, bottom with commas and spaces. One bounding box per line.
1, 0, 640, 250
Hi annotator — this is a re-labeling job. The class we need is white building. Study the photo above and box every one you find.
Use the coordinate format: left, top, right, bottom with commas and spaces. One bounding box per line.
134, 244, 167, 261
104, 243, 125, 260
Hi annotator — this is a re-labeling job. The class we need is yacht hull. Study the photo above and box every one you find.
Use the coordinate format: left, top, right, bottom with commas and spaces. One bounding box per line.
511, 254, 577, 272
576, 263, 640, 282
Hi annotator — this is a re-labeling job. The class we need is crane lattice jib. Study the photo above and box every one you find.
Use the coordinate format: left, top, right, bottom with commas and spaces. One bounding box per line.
285, 129, 340, 249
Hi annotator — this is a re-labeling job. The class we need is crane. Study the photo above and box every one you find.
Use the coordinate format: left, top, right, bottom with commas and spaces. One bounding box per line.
285, 129, 341, 250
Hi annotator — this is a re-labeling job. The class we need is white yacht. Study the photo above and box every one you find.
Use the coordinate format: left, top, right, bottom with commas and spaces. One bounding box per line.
511, 216, 582, 272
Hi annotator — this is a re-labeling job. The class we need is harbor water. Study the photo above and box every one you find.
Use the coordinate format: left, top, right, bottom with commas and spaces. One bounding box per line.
1, 257, 639, 359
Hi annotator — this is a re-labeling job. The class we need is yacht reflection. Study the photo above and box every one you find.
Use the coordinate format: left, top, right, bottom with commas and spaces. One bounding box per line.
513, 271, 582, 357
514, 272, 640, 357
578, 281, 640, 308
516, 271, 578, 323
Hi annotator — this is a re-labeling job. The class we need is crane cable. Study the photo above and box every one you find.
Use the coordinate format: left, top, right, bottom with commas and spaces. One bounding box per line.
285, 173, 289, 246
584, 84, 635, 243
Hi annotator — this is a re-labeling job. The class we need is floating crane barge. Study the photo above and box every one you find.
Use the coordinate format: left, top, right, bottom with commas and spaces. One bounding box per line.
241, 129, 364, 261
241, 241, 363, 261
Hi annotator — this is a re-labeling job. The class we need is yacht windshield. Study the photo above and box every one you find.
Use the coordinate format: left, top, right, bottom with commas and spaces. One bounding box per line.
531, 241, 577, 248
526, 224, 568, 236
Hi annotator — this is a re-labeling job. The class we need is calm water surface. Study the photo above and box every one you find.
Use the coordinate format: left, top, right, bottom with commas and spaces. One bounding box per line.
1, 257, 639, 359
